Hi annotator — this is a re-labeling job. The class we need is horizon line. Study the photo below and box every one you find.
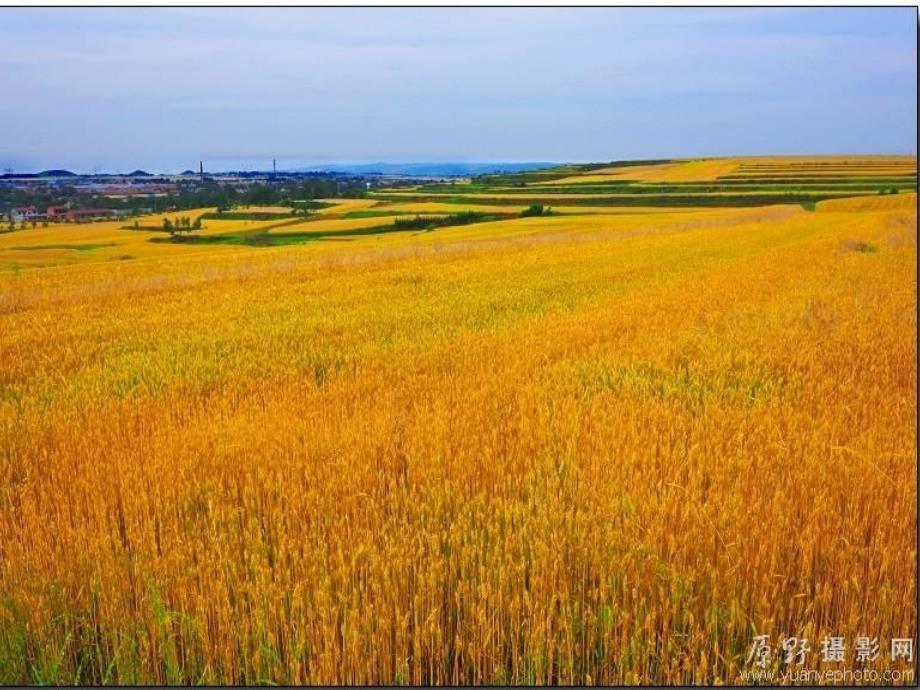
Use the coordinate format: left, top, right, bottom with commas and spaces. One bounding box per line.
4, 152, 918, 177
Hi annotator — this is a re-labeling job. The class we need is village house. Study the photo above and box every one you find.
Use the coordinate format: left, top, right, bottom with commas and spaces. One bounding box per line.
9, 205, 43, 223
57, 208, 131, 222
45, 204, 72, 219
60, 208, 114, 222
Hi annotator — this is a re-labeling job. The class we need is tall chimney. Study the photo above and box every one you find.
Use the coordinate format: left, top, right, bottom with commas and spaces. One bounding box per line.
199, 160, 204, 181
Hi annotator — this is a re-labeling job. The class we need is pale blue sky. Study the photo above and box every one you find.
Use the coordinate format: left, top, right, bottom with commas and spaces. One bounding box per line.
0, 8, 915, 173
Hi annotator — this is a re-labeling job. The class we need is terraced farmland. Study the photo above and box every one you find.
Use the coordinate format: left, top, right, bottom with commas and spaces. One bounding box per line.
369, 155, 916, 209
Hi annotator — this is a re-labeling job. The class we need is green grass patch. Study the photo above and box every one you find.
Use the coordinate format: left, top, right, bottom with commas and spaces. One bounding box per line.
540, 182, 914, 193
479, 183, 915, 195
153, 228, 373, 248
150, 211, 507, 248
392, 211, 505, 230
123, 224, 170, 232
519, 204, 554, 217
291, 200, 335, 211
577, 158, 673, 171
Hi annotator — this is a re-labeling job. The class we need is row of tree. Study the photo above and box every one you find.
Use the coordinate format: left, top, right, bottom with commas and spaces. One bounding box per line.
1, 176, 373, 219
163, 216, 202, 235
5, 220, 49, 232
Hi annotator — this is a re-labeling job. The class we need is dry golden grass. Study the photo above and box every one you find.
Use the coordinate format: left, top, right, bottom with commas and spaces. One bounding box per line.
0, 196, 915, 685
817, 192, 917, 213
314, 199, 382, 215
0, 206, 397, 270
539, 156, 916, 185
729, 170, 916, 178
542, 159, 742, 184
723, 157, 916, 179
0, 210, 240, 270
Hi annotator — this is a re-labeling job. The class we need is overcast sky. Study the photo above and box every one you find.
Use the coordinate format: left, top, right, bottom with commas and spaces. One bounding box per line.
0, 8, 916, 173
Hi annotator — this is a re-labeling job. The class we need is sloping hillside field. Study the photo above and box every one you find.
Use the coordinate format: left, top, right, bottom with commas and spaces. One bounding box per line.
0, 157, 916, 684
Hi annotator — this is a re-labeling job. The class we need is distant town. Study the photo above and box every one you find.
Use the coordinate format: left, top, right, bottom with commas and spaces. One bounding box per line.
0, 166, 386, 227
0, 162, 551, 228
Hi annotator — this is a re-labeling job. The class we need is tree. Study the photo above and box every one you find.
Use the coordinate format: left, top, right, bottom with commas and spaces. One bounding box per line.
165, 215, 202, 240
520, 204, 551, 218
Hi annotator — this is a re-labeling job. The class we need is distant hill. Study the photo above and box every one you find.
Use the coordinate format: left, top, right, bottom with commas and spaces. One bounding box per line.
38, 169, 77, 177
290, 162, 556, 177
128, 170, 152, 177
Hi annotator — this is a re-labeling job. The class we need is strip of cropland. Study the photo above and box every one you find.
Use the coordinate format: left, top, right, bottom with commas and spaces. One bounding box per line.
374, 156, 917, 207
368, 155, 916, 210
0, 157, 915, 685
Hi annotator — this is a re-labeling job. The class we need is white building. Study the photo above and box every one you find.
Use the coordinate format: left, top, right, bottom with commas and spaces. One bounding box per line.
10, 206, 41, 223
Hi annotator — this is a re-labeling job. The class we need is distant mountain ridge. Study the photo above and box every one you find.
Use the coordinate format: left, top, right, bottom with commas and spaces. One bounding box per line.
288, 162, 556, 177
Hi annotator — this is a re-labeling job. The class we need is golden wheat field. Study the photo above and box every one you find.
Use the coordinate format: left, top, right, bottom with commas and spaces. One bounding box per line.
534, 157, 917, 186
0, 161, 917, 684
